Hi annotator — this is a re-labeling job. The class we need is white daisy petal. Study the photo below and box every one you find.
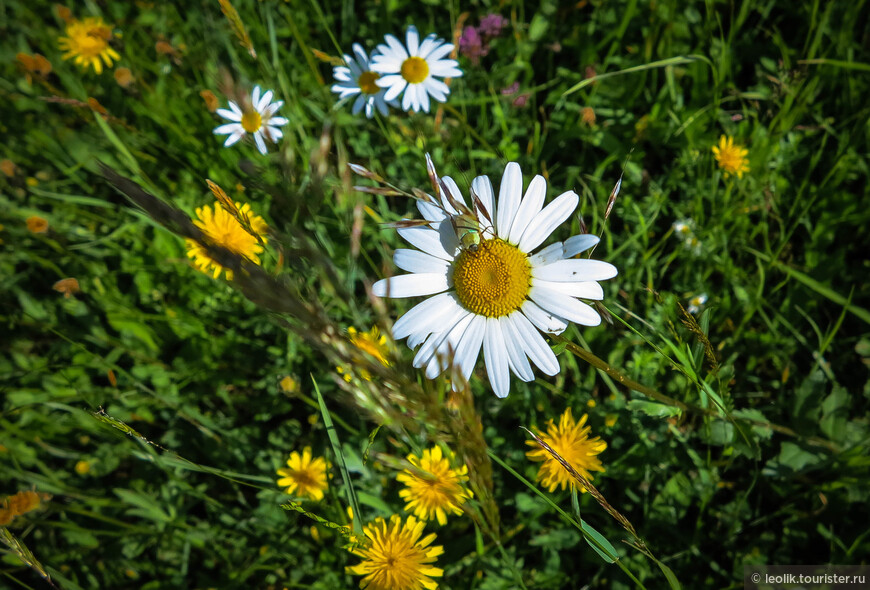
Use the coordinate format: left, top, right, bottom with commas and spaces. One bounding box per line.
252, 86, 261, 108
418, 84, 431, 112
258, 90, 274, 111
223, 130, 244, 147
531, 278, 604, 300
394, 249, 451, 274
483, 318, 510, 398
418, 199, 448, 223
424, 77, 450, 100
501, 314, 536, 382
371, 273, 451, 298
375, 95, 390, 116
418, 312, 473, 375
402, 84, 417, 111
406, 25, 420, 55
384, 34, 409, 61
352, 93, 366, 115
377, 74, 405, 88
519, 190, 580, 252
406, 294, 466, 349
520, 300, 569, 334
228, 101, 242, 116
268, 117, 289, 127
453, 314, 486, 380
352, 43, 368, 67
511, 311, 560, 375
529, 242, 565, 266
509, 174, 547, 244
529, 287, 602, 326
332, 83, 359, 95
532, 259, 619, 282
440, 176, 466, 213
564, 234, 601, 257
254, 132, 268, 155
423, 79, 448, 103
425, 44, 454, 62
265, 126, 283, 141
214, 123, 242, 135
216, 108, 242, 122
428, 63, 464, 78
496, 162, 523, 238
471, 175, 497, 236
383, 79, 408, 102
393, 292, 463, 341
396, 224, 457, 261
334, 68, 353, 83
417, 37, 440, 59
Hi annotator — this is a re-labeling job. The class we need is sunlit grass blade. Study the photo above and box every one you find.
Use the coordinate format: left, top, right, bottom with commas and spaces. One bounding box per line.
311, 376, 363, 535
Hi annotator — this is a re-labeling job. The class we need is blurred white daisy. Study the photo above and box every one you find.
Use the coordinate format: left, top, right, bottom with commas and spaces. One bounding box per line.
372, 157, 618, 398
687, 293, 708, 314
370, 26, 463, 113
214, 86, 288, 155
332, 43, 396, 118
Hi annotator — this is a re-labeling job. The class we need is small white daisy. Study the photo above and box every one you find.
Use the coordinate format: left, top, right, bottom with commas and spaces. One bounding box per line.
332, 43, 396, 118
370, 25, 463, 113
687, 293, 708, 314
213, 86, 288, 155
372, 157, 618, 398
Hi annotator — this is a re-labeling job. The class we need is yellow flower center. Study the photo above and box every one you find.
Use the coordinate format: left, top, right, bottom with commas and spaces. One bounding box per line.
400, 56, 429, 84
452, 239, 531, 318
241, 110, 262, 133
712, 136, 749, 178
357, 71, 381, 94
70, 24, 110, 57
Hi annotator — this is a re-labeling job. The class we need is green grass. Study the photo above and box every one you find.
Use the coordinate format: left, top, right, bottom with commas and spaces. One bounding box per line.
2, 0, 869, 588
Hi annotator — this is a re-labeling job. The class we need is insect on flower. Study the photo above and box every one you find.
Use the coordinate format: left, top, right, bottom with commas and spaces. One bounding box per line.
378, 155, 497, 255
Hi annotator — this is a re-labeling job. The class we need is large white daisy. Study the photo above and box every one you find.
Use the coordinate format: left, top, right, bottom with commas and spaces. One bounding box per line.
372, 157, 618, 398
370, 26, 463, 113
332, 43, 396, 118
213, 86, 288, 155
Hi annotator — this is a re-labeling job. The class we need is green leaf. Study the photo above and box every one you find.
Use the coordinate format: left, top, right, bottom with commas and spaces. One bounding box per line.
627, 400, 682, 418
580, 518, 619, 564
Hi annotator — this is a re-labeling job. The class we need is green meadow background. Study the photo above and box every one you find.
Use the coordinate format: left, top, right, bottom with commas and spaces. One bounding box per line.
2, 0, 869, 588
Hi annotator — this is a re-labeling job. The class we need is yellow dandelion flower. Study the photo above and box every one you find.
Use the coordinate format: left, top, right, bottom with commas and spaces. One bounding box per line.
74, 460, 91, 475
58, 16, 121, 74
347, 514, 444, 590
200, 89, 219, 112
114, 66, 134, 88
0, 490, 51, 526
397, 446, 471, 525
0, 159, 16, 177
337, 326, 391, 381
26, 215, 49, 233
276, 447, 329, 501
53, 278, 81, 298
525, 408, 607, 493
279, 375, 298, 393
712, 135, 749, 179
185, 201, 268, 280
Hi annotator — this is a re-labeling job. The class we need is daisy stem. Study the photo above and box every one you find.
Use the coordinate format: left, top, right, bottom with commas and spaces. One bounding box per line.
551, 334, 840, 452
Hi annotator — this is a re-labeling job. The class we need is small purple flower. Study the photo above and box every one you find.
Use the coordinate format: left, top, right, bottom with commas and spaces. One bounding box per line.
501, 81, 520, 95
459, 26, 487, 65
512, 93, 530, 108
479, 13, 508, 38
